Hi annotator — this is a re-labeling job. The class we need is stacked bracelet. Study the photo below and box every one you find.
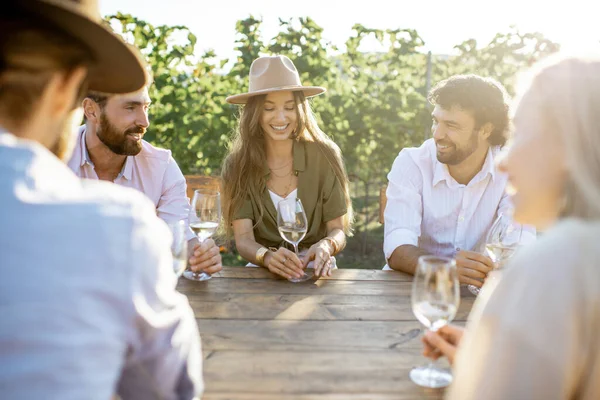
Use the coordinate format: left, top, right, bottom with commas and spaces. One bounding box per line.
255, 247, 269, 266
323, 236, 340, 255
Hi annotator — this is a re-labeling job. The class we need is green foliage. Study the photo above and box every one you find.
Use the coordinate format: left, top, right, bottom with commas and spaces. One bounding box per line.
105, 13, 559, 261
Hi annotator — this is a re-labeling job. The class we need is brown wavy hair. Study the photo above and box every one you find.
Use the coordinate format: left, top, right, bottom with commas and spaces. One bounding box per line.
221, 91, 353, 236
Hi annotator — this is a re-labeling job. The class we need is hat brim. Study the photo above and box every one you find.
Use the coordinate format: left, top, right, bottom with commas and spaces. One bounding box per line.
17, 0, 147, 94
226, 86, 326, 105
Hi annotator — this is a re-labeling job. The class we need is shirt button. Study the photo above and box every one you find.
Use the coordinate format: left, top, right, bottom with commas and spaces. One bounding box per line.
458, 216, 465, 222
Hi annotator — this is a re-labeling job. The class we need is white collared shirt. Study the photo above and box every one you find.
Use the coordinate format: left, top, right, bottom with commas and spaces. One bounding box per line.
0, 131, 203, 399
384, 139, 535, 261
67, 125, 195, 240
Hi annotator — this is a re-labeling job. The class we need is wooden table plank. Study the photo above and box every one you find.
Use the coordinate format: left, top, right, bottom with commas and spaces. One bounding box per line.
202, 349, 449, 398
211, 267, 412, 281
186, 292, 474, 321
198, 320, 425, 352
204, 393, 442, 400
180, 278, 417, 296
198, 320, 468, 353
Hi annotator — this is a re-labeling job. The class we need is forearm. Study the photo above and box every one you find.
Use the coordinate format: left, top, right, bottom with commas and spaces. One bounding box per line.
323, 227, 346, 256
236, 237, 270, 266
387, 244, 430, 274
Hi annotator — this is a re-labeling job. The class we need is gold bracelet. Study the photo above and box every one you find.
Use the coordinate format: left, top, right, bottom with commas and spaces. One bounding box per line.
255, 247, 269, 266
322, 236, 340, 255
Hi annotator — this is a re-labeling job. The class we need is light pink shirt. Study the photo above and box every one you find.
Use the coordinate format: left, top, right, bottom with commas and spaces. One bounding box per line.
68, 126, 195, 240
383, 139, 535, 262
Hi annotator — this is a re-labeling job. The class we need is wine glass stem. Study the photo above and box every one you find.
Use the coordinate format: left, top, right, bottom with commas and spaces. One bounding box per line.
293, 243, 299, 255
194, 237, 205, 278
426, 328, 436, 385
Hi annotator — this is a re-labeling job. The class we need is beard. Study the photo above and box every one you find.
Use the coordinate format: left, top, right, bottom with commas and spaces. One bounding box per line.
50, 107, 84, 161
436, 129, 480, 165
96, 112, 144, 156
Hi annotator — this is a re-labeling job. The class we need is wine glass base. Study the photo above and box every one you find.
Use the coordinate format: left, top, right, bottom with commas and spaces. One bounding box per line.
183, 270, 212, 281
409, 365, 453, 388
467, 284, 481, 296
288, 271, 313, 283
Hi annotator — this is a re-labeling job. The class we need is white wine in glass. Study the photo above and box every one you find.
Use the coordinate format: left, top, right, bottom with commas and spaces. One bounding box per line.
184, 189, 221, 282
277, 197, 312, 283
469, 213, 523, 295
410, 255, 460, 388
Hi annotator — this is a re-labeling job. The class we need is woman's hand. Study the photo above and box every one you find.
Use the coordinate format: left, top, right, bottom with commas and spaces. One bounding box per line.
264, 247, 305, 280
421, 324, 465, 365
302, 240, 333, 277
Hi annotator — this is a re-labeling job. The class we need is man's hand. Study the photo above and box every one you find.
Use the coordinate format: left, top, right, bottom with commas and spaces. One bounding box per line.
188, 238, 222, 275
455, 250, 494, 288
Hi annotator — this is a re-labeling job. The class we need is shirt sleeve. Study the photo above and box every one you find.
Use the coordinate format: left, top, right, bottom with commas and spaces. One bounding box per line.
157, 156, 195, 241
383, 151, 424, 260
117, 205, 203, 399
448, 221, 594, 400
233, 193, 254, 221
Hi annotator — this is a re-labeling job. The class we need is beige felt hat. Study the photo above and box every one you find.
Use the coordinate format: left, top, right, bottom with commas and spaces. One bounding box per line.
226, 55, 326, 104
8, 0, 147, 94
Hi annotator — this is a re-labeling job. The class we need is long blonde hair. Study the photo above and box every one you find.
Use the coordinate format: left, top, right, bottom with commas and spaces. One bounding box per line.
522, 54, 600, 220
221, 91, 353, 236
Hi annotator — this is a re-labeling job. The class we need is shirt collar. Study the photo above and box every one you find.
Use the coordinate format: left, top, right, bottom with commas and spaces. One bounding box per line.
432, 145, 497, 187
79, 126, 92, 167
80, 125, 132, 181
262, 140, 306, 177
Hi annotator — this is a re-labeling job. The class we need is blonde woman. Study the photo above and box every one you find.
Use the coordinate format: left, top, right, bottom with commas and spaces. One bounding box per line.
221, 55, 353, 280
421, 55, 600, 399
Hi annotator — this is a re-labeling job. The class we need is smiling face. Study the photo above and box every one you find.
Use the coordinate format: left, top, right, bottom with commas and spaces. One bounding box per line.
259, 91, 298, 142
95, 87, 151, 156
431, 105, 489, 166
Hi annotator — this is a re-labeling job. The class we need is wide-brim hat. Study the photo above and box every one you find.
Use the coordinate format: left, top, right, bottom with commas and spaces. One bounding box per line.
11, 0, 147, 94
226, 55, 326, 104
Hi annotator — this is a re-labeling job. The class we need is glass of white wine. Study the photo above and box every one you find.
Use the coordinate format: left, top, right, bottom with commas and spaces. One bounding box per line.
276, 197, 313, 283
183, 189, 220, 282
167, 220, 188, 278
468, 213, 523, 295
411, 255, 460, 388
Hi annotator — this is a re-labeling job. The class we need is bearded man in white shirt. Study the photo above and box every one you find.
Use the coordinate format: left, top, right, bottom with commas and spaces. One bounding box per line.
67, 87, 222, 277
384, 75, 534, 288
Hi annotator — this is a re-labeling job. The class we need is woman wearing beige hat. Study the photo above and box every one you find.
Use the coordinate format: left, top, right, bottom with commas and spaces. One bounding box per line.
222, 55, 353, 281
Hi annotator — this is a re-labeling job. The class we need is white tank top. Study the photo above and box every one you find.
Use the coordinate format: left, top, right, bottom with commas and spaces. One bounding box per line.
268, 188, 298, 210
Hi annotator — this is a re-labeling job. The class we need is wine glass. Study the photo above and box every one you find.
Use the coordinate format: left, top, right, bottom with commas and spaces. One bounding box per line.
183, 189, 220, 282
410, 255, 460, 388
468, 213, 523, 295
276, 197, 313, 283
167, 220, 188, 278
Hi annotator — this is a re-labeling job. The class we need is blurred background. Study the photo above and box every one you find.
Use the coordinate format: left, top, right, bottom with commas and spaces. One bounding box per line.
99, 0, 598, 267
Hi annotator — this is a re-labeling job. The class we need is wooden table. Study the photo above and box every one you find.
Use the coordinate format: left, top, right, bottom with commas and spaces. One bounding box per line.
177, 267, 475, 400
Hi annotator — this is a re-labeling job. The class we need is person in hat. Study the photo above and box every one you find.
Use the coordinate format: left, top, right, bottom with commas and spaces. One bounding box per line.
0, 1, 202, 399
221, 55, 353, 280
67, 84, 223, 277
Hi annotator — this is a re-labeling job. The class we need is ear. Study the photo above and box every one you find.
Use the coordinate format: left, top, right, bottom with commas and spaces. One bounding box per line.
42, 66, 87, 119
479, 122, 494, 141
82, 98, 99, 123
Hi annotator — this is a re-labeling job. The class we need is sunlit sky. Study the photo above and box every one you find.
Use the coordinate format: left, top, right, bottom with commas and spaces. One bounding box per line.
100, 0, 599, 59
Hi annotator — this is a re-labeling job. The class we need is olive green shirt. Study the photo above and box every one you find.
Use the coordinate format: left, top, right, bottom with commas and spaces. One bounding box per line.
234, 140, 348, 249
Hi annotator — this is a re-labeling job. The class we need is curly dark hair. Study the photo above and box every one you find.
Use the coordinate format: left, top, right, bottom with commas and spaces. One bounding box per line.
428, 74, 510, 147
